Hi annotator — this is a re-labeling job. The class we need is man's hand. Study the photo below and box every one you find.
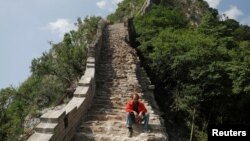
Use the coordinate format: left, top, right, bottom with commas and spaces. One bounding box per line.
133, 111, 139, 118
139, 112, 143, 118
135, 112, 143, 124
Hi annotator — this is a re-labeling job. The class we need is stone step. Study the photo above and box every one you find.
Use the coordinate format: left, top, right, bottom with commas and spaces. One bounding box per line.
90, 108, 124, 113
92, 103, 125, 109
78, 124, 127, 134
78, 125, 109, 134
91, 110, 126, 116
94, 97, 150, 107
89, 109, 161, 120
94, 98, 128, 104
77, 123, 165, 135
79, 120, 125, 127
73, 132, 167, 141
94, 94, 131, 100
96, 88, 132, 93
85, 114, 125, 121
93, 98, 129, 104
92, 101, 126, 107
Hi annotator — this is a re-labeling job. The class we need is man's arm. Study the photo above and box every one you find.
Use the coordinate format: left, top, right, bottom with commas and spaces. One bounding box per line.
125, 101, 133, 112
139, 102, 147, 117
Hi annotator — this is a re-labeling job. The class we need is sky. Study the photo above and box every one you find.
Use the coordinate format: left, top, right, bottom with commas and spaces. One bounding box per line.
0, 0, 250, 89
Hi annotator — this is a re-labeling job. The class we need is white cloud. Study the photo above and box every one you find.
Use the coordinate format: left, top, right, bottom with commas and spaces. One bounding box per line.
96, 0, 123, 11
48, 18, 76, 37
204, 0, 222, 8
223, 6, 243, 20
96, 0, 107, 9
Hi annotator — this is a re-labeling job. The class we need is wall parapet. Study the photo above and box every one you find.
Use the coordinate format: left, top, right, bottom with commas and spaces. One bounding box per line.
27, 19, 107, 141
137, 0, 152, 16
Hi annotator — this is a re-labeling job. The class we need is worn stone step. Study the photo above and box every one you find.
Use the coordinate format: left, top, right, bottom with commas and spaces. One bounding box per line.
93, 98, 129, 103
94, 97, 126, 105
86, 114, 125, 121
95, 94, 131, 100
78, 123, 165, 135
94, 98, 128, 105
91, 103, 125, 109
78, 125, 108, 134
79, 120, 125, 127
78, 124, 127, 134
96, 89, 131, 93
94, 97, 150, 106
73, 132, 167, 141
91, 108, 124, 113
73, 133, 129, 141
91, 110, 126, 116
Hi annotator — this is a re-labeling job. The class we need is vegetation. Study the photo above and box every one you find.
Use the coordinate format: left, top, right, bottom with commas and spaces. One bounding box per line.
107, 0, 145, 22
110, 0, 250, 140
0, 16, 101, 141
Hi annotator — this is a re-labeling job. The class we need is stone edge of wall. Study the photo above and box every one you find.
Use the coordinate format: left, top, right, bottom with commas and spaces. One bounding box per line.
137, 0, 152, 16
27, 19, 107, 141
137, 0, 161, 16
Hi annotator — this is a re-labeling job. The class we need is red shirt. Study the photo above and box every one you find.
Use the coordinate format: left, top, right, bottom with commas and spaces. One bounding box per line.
125, 100, 147, 113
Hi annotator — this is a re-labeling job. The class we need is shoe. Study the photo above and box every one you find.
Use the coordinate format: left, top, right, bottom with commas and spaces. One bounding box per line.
128, 128, 133, 137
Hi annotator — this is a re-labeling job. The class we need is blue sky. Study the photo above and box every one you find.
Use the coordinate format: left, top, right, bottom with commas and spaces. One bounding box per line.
0, 0, 249, 89
205, 0, 250, 24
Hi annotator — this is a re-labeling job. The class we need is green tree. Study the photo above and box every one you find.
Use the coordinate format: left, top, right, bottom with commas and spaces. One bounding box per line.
0, 87, 25, 141
130, 1, 250, 140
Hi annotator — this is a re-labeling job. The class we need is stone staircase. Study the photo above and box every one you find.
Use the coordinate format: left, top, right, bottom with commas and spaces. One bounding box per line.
72, 23, 167, 141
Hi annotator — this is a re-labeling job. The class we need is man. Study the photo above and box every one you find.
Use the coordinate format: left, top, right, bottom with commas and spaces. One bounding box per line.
125, 93, 150, 137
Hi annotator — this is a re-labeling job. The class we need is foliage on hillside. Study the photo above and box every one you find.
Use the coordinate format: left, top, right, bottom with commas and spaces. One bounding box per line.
132, 3, 250, 141
0, 16, 101, 141
107, 0, 145, 22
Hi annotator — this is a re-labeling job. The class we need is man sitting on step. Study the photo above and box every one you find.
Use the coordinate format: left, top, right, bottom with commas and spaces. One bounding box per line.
125, 93, 150, 137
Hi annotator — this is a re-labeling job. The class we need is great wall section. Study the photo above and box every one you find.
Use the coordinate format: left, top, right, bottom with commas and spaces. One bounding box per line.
26, 0, 168, 140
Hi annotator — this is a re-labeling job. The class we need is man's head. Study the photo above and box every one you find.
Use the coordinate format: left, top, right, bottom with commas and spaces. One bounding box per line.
131, 93, 139, 104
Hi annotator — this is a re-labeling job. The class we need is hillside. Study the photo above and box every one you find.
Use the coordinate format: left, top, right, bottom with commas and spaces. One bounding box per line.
109, 0, 250, 140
